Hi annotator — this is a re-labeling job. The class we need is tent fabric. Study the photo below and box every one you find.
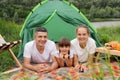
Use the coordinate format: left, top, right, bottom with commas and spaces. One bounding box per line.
18, 0, 101, 59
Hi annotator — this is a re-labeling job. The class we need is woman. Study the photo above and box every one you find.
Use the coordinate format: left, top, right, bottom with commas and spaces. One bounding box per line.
71, 24, 96, 72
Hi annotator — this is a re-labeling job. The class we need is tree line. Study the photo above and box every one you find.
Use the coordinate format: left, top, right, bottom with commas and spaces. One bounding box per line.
0, 0, 120, 23
71, 0, 120, 20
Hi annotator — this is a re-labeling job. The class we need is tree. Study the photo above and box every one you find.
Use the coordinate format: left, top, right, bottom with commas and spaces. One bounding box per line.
13, 12, 19, 22
89, 5, 96, 20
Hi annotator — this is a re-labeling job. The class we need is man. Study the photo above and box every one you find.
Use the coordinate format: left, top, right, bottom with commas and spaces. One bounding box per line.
23, 27, 58, 73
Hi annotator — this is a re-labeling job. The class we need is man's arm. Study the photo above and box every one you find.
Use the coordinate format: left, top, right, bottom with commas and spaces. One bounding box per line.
42, 55, 58, 72
23, 57, 42, 73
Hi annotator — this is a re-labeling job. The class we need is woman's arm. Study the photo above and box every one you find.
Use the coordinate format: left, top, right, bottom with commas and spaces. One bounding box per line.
73, 54, 79, 67
80, 54, 94, 72
88, 54, 94, 62
87, 54, 94, 65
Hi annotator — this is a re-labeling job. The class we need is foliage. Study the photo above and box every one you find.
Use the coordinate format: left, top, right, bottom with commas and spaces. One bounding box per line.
97, 26, 120, 45
0, 18, 22, 72
70, 0, 120, 20
0, 0, 120, 23
0, 0, 42, 23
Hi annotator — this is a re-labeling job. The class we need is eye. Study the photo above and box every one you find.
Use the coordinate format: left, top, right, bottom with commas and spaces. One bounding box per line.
38, 36, 42, 38
83, 33, 86, 36
44, 36, 47, 38
78, 33, 81, 36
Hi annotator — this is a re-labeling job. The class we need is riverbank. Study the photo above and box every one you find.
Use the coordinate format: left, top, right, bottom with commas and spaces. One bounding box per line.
92, 21, 120, 28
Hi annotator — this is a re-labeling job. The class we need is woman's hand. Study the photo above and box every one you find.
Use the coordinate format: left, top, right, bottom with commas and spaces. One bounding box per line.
75, 64, 80, 70
80, 63, 88, 72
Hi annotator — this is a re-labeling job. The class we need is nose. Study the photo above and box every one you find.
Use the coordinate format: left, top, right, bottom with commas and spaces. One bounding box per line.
41, 37, 45, 40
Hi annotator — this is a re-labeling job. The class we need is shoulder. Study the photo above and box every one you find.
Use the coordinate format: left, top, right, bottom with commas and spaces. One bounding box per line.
88, 37, 96, 43
45, 40, 56, 49
46, 40, 56, 45
25, 40, 35, 48
87, 37, 96, 48
69, 49, 74, 58
71, 38, 78, 44
52, 50, 59, 57
70, 49, 74, 53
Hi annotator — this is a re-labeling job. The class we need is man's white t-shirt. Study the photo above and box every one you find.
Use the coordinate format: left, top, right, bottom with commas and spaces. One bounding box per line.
71, 37, 96, 63
23, 40, 57, 63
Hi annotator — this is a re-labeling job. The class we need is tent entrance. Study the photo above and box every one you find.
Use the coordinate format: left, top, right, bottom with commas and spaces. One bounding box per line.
44, 13, 76, 42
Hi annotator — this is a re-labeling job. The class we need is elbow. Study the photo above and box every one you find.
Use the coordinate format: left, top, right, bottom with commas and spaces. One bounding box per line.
23, 62, 28, 68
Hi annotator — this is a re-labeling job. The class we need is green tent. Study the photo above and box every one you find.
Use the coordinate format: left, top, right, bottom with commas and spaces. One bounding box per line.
18, 0, 101, 59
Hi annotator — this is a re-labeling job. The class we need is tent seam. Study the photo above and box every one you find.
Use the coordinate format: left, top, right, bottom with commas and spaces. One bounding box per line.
19, 0, 49, 37
43, 10, 57, 25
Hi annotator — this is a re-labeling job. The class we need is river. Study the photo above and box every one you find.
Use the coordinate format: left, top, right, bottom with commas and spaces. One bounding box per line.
91, 21, 120, 28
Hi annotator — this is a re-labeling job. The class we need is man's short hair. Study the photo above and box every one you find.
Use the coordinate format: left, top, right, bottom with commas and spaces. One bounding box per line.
35, 27, 48, 33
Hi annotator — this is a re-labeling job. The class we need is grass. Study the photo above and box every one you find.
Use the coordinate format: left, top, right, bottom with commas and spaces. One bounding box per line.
0, 18, 22, 72
97, 25, 120, 45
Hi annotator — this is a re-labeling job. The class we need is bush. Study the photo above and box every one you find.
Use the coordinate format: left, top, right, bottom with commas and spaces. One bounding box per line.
0, 18, 22, 72
97, 26, 120, 45
97, 34, 110, 45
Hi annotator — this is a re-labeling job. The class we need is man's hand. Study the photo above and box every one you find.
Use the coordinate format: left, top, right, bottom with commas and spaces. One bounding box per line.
33, 64, 43, 73
34, 64, 50, 73
39, 64, 52, 73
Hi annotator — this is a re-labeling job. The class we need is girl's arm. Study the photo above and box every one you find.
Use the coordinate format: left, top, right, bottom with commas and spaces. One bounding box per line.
65, 58, 73, 67
65, 54, 73, 67
56, 54, 64, 67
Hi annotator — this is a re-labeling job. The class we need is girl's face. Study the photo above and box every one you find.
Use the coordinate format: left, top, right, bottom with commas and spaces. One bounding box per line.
76, 27, 89, 45
59, 46, 70, 55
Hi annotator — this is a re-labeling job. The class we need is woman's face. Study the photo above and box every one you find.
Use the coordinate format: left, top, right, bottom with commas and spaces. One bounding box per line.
59, 46, 70, 55
76, 27, 89, 45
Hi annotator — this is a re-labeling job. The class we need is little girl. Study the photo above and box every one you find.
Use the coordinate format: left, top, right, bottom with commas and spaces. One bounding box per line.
53, 38, 77, 67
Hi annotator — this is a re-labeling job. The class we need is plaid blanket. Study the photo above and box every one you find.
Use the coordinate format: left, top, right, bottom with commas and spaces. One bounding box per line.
7, 62, 120, 80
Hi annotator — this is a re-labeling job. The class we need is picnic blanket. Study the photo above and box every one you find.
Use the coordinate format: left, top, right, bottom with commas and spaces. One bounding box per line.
2, 62, 120, 80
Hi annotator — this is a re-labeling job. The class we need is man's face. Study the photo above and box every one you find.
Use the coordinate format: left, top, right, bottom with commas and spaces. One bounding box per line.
34, 32, 48, 47
76, 27, 89, 45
